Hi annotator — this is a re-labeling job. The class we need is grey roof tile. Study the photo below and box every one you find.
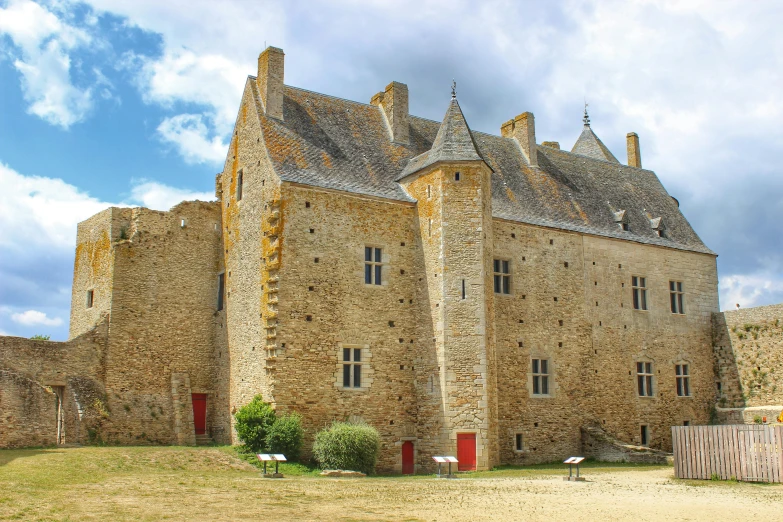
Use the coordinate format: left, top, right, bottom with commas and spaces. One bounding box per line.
250, 79, 713, 255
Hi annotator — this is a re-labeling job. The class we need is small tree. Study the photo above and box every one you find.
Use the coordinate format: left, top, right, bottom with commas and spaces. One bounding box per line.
234, 396, 276, 453
266, 413, 304, 462
312, 421, 380, 475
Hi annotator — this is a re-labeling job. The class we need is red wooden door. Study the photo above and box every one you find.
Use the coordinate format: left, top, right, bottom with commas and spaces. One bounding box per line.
192, 394, 207, 435
457, 433, 476, 471
401, 441, 415, 475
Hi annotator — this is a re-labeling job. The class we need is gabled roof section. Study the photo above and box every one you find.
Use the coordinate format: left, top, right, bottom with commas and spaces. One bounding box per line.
248, 79, 713, 255
571, 125, 620, 164
398, 97, 487, 179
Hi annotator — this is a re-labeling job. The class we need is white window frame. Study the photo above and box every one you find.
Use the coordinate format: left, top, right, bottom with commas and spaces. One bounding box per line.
493, 258, 512, 295
514, 433, 525, 453
636, 361, 654, 397
364, 246, 384, 286
670, 281, 685, 314
675, 363, 691, 397
632, 275, 648, 311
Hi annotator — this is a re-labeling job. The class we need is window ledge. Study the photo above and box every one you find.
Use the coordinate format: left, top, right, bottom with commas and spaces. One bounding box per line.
530, 394, 554, 399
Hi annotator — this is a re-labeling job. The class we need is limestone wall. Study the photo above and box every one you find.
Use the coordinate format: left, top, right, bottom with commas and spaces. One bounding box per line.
218, 80, 288, 445
0, 321, 108, 447
271, 183, 420, 472
100, 201, 223, 444
713, 304, 783, 422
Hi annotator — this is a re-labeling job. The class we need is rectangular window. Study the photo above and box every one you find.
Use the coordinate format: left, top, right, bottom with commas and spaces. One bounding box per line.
461, 279, 466, 300
493, 259, 511, 295
364, 247, 382, 285
342, 348, 362, 388
683, 420, 690, 427
217, 273, 225, 311
236, 169, 243, 201
676, 364, 690, 397
532, 358, 549, 395
515, 433, 523, 451
637, 362, 653, 397
86, 290, 94, 309
640, 425, 649, 446
632, 276, 648, 310
670, 281, 684, 314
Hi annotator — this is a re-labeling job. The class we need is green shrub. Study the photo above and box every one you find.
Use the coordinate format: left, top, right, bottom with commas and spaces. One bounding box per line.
312, 421, 380, 475
30, 334, 50, 340
266, 413, 304, 462
234, 396, 276, 453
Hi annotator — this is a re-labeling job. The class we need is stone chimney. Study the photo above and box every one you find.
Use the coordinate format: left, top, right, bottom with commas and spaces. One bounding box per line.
257, 46, 285, 120
501, 112, 538, 167
371, 82, 409, 145
626, 132, 641, 168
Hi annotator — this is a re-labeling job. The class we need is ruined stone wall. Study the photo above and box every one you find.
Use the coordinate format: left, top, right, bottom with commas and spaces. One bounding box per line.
270, 183, 420, 472
0, 321, 108, 447
100, 201, 223, 444
70, 207, 131, 339
713, 304, 783, 423
0, 370, 57, 448
220, 80, 283, 442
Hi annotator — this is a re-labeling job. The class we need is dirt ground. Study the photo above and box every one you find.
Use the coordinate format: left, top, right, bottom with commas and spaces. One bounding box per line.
1, 447, 781, 521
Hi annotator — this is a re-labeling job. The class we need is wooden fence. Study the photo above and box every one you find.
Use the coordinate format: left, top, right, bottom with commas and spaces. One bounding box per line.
671, 425, 783, 482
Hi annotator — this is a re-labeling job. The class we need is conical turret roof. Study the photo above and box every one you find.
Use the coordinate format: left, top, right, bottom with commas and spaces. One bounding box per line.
398, 97, 488, 179
571, 117, 620, 164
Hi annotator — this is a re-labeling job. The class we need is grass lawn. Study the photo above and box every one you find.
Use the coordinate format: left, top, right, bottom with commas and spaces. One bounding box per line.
1, 446, 780, 521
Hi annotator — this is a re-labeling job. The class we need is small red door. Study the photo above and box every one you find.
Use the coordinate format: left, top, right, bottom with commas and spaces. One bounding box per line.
401, 441, 415, 475
457, 433, 476, 471
192, 394, 207, 435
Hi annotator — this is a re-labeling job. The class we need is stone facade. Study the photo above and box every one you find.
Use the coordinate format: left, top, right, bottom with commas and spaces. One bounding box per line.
713, 304, 783, 423
3, 46, 773, 474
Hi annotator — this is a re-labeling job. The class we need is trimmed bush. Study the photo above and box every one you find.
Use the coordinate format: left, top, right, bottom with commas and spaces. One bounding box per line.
234, 396, 276, 453
266, 413, 304, 462
312, 421, 380, 475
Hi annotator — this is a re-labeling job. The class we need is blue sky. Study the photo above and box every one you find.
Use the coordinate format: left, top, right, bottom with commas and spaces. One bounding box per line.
1, 0, 782, 340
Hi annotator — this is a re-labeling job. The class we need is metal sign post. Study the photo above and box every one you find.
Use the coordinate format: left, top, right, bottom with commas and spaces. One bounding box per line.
433, 456, 458, 478
563, 456, 585, 481
257, 454, 287, 478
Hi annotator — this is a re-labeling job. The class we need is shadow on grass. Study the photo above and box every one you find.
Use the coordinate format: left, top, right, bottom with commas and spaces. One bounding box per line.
0, 448, 61, 467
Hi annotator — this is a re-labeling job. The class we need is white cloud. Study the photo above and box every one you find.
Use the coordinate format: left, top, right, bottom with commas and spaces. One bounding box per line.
11, 309, 63, 327
156, 114, 228, 165
128, 179, 214, 211
0, 0, 95, 128
0, 162, 215, 339
720, 273, 783, 312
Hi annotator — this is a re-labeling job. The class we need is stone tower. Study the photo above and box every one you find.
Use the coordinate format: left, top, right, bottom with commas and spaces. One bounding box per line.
398, 92, 499, 470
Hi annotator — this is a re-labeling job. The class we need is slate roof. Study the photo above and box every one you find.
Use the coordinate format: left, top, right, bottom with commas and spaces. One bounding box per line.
571, 124, 620, 163
250, 78, 714, 255
398, 97, 488, 179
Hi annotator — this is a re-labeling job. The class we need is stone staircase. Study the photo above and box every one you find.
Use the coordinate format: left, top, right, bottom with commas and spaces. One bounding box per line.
195, 434, 214, 446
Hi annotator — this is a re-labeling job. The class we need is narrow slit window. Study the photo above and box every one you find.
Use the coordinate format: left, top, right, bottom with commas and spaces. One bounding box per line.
217, 273, 225, 311
342, 347, 362, 388
86, 289, 94, 309
632, 276, 648, 310
461, 279, 466, 300
236, 169, 243, 201
532, 358, 549, 395
640, 425, 649, 446
515, 433, 523, 451
364, 247, 382, 285
455, 172, 461, 181
675, 364, 690, 397
670, 281, 684, 314
493, 259, 511, 295
637, 362, 653, 397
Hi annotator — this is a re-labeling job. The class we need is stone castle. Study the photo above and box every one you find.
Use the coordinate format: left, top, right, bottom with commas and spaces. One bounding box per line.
2, 47, 782, 472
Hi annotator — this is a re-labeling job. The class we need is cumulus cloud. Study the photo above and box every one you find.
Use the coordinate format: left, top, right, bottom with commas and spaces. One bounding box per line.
0, 162, 215, 339
11, 309, 63, 326
0, 0, 95, 127
156, 114, 228, 165
129, 178, 214, 210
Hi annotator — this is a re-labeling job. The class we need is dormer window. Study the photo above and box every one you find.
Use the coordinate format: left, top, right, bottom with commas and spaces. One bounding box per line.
650, 217, 666, 238
613, 210, 629, 232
